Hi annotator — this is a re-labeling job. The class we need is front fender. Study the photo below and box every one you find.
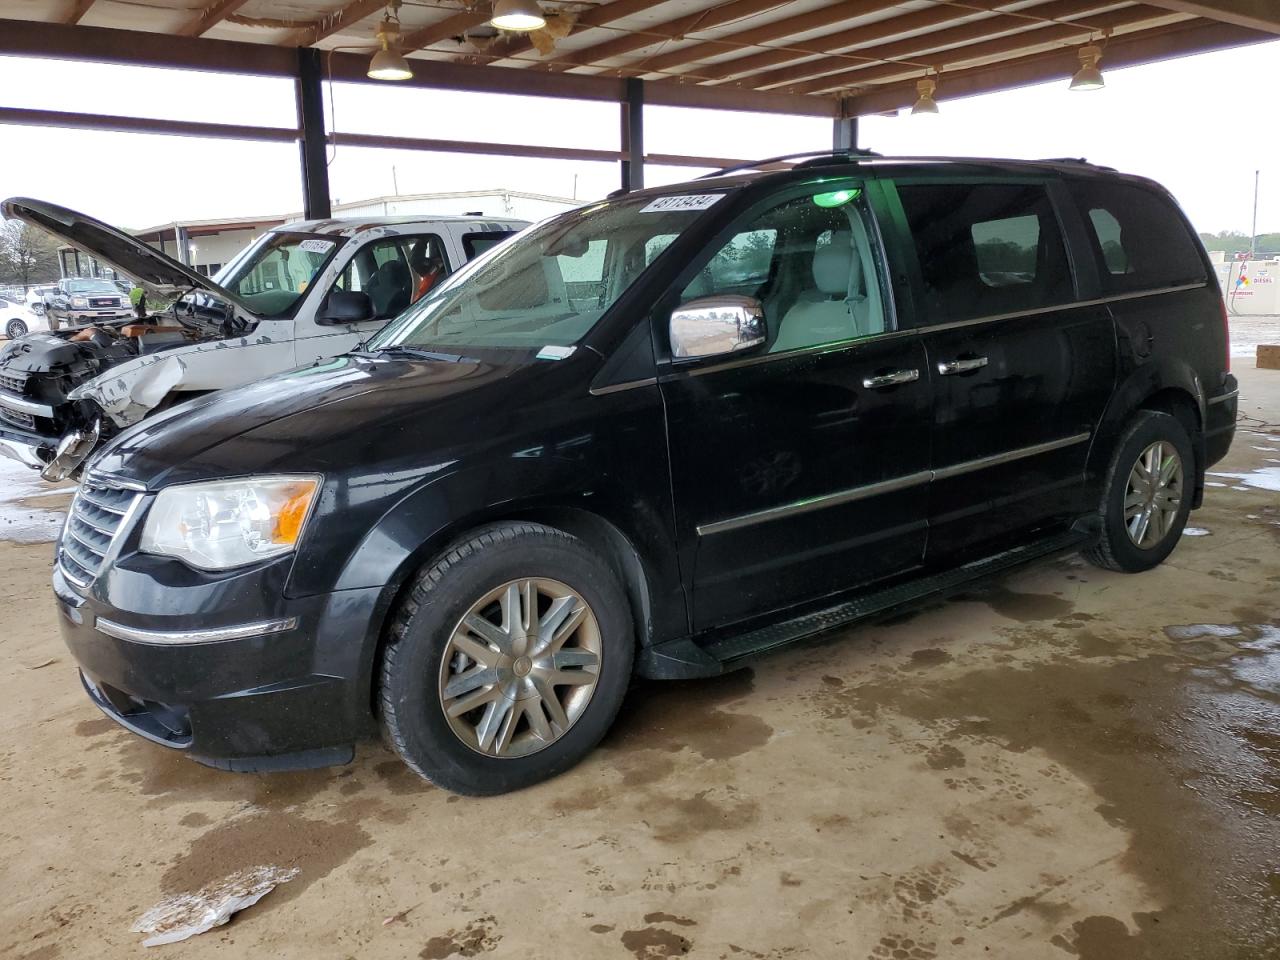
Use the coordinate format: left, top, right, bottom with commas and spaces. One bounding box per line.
71, 353, 187, 427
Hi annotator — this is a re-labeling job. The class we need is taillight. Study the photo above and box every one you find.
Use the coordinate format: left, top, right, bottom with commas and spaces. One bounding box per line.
1220, 298, 1230, 374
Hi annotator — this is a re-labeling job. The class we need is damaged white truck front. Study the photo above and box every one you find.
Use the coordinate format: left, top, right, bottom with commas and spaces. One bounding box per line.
0, 198, 525, 480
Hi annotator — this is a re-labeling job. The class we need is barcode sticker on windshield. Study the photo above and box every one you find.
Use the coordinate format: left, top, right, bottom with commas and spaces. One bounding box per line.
299, 239, 336, 254
640, 194, 724, 214
537, 345, 576, 361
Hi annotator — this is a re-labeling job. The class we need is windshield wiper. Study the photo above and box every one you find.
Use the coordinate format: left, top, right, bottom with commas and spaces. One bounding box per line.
373, 345, 471, 363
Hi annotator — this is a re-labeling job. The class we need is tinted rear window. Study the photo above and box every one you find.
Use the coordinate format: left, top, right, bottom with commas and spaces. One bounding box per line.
896, 182, 1073, 323
1068, 180, 1206, 293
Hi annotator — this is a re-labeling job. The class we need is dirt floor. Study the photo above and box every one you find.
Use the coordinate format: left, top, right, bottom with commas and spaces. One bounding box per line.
2, 361, 1278, 960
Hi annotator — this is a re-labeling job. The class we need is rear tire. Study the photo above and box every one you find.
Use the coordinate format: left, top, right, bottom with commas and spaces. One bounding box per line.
379, 522, 634, 795
1083, 410, 1194, 573
5, 319, 27, 339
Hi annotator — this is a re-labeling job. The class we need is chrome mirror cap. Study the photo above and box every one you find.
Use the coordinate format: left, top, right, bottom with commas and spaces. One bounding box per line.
670, 295, 766, 361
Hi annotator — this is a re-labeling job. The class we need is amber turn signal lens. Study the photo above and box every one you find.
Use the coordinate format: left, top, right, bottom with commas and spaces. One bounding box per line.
273, 482, 318, 545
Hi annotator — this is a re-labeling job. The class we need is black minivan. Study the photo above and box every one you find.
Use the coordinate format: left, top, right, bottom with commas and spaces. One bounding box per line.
54, 154, 1237, 794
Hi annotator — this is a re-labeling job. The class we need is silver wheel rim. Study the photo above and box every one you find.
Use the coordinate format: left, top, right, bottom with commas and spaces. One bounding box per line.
438, 577, 602, 758
1123, 440, 1183, 549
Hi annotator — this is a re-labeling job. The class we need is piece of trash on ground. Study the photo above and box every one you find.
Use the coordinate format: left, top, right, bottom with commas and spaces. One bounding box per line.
26, 658, 57, 669
132, 865, 299, 946
1182, 527, 1211, 537
382, 904, 419, 926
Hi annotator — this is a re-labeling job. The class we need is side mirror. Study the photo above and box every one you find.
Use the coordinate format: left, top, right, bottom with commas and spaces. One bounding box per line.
670, 295, 766, 361
317, 290, 373, 325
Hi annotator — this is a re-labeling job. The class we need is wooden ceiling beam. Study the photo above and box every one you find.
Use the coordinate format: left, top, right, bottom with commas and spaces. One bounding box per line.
177, 0, 252, 38
545, 0, 795, 73
63, 0, 95, 26
291, 0, 388, 47
741, 0, 1132, 91
845, 17, 1269, 113
481, 0, 666, 66
624, 0, 905, 77
400, 10, 494, 52
784, 4, 1183, 95
1141, 0, 1280, 33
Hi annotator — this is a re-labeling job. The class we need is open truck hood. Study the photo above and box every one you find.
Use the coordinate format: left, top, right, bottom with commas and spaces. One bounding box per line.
1, 197, 260, 323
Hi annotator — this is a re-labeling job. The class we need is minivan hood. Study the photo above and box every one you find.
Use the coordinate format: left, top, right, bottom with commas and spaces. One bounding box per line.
90, 353, 535, 487
1, 197, 259, 321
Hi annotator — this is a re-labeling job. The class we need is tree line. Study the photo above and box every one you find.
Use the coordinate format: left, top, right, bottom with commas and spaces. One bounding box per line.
0, 221, 61, 289
1198, 230, 1280, 257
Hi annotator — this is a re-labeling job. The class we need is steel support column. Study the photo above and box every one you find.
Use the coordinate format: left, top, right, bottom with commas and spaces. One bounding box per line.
833, 98, 858, 151
295, 47, 332, 220
620, 77, 645, 193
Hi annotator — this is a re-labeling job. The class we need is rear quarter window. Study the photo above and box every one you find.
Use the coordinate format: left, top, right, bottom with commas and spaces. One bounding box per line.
1068, 181, 1206, 293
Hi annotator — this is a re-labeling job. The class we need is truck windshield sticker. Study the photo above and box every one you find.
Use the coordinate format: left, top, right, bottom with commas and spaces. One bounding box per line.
298, 239, 337, 254
640, 195, 725, 214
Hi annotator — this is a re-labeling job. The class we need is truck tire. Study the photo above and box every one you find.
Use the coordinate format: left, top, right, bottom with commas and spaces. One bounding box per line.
379, 522, 634, 795
1083, 410, 1195, 573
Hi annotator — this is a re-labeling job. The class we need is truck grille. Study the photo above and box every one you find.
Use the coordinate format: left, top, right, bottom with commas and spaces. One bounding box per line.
58, 478, 142, 587
0, 372, 26, 394
89, 297, 120, 308
0, 404, 35, 430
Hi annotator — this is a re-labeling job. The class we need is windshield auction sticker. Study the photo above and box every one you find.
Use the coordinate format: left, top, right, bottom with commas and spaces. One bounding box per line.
640, 194, 725, 214
298, 238, 337, 254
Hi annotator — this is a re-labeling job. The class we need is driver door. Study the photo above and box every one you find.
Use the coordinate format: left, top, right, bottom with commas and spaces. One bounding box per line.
658, 181, 933, 632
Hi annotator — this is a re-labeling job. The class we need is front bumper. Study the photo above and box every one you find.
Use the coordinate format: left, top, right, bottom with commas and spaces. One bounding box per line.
54, 561, 385, 772
0, 423, 55, 469
56, 308, 132, 326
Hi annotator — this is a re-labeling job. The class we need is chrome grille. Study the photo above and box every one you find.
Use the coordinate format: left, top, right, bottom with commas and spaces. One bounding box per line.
58, 478, 141, 587
0, 405, 35, 430
0, 372, 26, 393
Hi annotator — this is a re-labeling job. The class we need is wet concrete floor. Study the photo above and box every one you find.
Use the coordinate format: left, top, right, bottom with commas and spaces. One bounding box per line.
1, 364, 1277, 959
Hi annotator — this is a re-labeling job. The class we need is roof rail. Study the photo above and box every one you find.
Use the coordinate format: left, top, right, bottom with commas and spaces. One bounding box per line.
699, 149, 882, 179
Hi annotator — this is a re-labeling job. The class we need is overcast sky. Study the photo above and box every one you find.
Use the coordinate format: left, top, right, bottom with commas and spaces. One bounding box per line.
0, 36, 1276, 235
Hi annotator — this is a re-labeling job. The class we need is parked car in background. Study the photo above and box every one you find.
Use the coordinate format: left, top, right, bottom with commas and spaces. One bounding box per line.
43, 277, 134, 329
0, 199, 527, 477
48, 155, 1235, 795
1, 295, 47, 340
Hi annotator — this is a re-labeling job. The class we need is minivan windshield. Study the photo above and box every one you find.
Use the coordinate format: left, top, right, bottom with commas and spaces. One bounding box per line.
368, 192, 728, 352
217, 231, 342, 318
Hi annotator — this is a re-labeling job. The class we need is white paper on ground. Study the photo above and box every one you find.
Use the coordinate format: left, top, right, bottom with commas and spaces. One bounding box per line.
132, 865, 300, 947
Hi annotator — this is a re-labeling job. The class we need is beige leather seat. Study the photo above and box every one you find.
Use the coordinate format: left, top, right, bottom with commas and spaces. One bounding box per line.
773, 232, 874, 352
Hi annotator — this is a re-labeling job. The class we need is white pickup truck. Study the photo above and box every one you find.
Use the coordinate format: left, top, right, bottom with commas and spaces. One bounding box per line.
0, 199, 527, 479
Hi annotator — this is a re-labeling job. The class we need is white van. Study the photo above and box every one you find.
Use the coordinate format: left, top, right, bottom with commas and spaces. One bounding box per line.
0, 199, 527, 478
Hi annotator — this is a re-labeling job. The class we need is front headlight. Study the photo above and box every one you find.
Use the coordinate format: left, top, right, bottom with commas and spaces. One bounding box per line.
71, 296, 89, 308
140, 475, 321, 571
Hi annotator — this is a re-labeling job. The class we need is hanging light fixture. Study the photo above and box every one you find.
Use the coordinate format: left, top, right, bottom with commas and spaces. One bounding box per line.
490, 0, 546, 32
911, 75, 939, 115
1069, 43, 1105, 91
368, 2, 413, 81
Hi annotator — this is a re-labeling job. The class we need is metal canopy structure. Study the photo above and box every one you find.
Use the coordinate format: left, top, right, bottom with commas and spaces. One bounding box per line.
0, 0, 1276, 218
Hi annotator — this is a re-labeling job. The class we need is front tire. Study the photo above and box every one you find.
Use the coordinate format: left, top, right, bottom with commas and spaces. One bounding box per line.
1083, 410, 1194, 573
5, 319, 27, 339
379, 522, 634, 795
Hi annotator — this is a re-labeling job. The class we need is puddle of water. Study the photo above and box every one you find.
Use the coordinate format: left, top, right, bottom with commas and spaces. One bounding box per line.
0, 457, 70, 543
1165, 624, 1243, 640
1208, 467, 1280, 493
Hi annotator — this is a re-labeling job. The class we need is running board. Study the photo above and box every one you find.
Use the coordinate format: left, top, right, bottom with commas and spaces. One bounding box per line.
636, 529, 1093, 679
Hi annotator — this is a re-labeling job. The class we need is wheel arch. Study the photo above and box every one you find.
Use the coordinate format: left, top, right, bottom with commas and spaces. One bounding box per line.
1089, 362, 1207, 510
357, 500, 662, 725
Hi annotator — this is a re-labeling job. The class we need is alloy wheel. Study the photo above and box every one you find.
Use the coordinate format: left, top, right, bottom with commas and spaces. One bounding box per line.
1123, 440, 1183, 549
438, 578, 602, 758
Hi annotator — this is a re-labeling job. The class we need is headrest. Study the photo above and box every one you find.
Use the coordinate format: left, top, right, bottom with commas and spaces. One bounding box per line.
409, 238, 438, 272
812, 231, 862, 297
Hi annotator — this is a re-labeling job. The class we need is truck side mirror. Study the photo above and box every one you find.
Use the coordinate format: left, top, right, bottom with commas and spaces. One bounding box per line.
317, 291, 373, 325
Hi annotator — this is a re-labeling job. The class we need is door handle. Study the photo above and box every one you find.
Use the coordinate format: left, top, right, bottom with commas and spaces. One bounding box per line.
862, 368, 920, 389
937, 356, 989, 375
